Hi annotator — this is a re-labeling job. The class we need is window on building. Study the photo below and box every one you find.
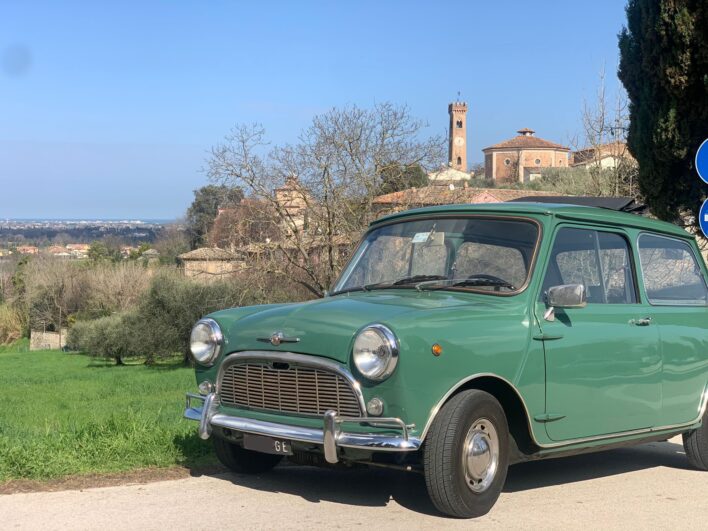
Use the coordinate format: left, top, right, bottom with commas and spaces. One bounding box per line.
638, 234, 708, 305
504, 158, 511, 166
534, 158, 541, 165
456, 120, 463, 128
456, 156, 462, 166
542, 228, 637, 304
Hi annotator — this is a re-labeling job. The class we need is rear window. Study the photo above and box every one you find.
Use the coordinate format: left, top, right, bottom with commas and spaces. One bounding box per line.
637, 234, 708, 305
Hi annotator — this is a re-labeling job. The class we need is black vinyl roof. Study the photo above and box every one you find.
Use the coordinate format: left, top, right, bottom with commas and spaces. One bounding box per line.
508, 196, 648, 214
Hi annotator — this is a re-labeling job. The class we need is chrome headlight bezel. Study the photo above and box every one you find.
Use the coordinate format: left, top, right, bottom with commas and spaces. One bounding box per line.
352, 324, 399, 382
189, 318, 223, 366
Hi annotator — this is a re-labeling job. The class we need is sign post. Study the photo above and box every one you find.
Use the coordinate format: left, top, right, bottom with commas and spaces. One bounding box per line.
697, 139, 708, 237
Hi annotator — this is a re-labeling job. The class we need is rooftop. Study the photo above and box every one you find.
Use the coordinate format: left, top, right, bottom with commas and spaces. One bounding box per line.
373, 186, 549, 206
178, 247, 236, 261
483, 129, 569, 152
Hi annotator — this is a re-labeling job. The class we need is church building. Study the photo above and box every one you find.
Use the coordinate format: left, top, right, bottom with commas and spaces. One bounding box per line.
483, 128, 570, 182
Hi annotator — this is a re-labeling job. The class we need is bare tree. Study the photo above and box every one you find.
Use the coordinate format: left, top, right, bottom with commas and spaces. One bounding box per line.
576, 67, 639, 197
207, 102, 445, 296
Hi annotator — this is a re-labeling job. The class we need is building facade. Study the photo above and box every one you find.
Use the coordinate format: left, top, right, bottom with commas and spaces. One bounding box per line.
483, 128, 570, 182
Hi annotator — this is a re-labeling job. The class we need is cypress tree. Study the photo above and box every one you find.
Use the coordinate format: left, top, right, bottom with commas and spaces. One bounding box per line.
618, 0, 708, 224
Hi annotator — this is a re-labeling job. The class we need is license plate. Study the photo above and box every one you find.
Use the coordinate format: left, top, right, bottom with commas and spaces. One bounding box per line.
243, 433, 293, 456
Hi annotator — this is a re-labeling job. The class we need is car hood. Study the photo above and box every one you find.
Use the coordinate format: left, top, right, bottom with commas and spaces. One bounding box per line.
209, 290, 491, 364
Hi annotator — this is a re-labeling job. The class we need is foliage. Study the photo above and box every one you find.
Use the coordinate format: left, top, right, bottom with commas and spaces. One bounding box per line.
185, 185, 244, 249
152, 225, 190, 264
68, 271, 281, 364
67, 314, 132, 364
0, 348, 215, 482
378, 163, 429, 195
88, 240, 121, 263
618, 1, 708, 225
208, 102, 445, 296
0, 304, 26, 344
531, 166, 639, 197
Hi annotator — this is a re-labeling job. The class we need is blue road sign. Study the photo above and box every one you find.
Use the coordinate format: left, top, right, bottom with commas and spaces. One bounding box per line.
700, 199, 708, 238
697, 138, 708, 184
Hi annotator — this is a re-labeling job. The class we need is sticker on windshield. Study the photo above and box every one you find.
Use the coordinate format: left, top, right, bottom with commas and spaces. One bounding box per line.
411, 232, 432, 243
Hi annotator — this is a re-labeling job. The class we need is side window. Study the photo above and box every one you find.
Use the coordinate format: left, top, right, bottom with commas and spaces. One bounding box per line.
638, 234, 708, 305
543, 228, 636, 304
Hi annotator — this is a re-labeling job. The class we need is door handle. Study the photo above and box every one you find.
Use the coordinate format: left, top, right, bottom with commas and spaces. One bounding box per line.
629, 317, 652, 326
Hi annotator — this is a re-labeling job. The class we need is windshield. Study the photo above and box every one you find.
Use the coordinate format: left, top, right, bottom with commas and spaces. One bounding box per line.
333, 216, 540, 295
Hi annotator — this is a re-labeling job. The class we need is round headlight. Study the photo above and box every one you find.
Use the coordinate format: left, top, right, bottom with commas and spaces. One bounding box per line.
352, 324, 399, 381
190, 318, 223, 365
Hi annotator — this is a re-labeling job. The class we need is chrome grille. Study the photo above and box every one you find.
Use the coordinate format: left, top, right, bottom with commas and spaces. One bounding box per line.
219, 362, 362, 417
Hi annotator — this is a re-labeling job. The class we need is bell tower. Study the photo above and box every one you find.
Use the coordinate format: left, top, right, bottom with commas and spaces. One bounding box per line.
448, 101, 468, 171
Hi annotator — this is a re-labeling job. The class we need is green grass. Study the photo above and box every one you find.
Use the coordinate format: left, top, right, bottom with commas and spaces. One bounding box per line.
0, 347, 216, 482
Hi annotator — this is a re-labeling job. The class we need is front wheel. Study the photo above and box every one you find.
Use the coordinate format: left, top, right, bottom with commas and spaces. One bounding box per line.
683, 408, 708, 470
423, 389, 510, 518
213, 436, 283, 474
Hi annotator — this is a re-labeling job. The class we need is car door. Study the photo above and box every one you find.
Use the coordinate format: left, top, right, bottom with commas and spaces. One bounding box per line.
636, 233, 708, 427
534, 226, 662, 442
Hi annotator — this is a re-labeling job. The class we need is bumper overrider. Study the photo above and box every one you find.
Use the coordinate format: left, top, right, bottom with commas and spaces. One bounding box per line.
184, 392, 422, 464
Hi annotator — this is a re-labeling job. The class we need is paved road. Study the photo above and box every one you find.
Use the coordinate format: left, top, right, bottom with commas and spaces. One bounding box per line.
1, 436, 706, 530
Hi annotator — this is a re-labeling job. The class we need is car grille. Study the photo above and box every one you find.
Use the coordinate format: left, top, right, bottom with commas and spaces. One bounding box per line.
218, 361, 362, 417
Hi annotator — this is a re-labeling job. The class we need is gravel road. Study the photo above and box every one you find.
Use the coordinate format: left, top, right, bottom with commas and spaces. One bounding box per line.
1, 436, 706, 530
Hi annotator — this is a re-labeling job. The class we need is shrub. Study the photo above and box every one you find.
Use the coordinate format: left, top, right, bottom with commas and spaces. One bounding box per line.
129, 272, 253, 363
67, 314, 132, 364
0, 304, 27, 345
68, 271, 274, 364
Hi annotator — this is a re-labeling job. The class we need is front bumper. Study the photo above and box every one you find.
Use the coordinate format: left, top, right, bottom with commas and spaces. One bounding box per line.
184, 392, 421, 464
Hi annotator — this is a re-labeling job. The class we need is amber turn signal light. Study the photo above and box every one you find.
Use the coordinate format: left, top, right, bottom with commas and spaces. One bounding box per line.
431, 343, 443, 356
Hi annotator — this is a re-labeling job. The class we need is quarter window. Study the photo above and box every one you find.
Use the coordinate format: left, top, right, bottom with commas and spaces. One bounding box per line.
543, 228, 636, 304
637, 234, 708, 305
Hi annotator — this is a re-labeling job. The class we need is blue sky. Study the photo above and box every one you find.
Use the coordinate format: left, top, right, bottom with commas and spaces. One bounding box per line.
0, 0, 629, 219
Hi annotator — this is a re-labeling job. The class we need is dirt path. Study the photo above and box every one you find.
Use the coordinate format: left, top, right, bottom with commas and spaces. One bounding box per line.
1, 436, 706, 530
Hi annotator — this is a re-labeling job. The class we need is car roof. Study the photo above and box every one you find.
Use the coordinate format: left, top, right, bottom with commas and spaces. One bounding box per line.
371, 202, 692, 239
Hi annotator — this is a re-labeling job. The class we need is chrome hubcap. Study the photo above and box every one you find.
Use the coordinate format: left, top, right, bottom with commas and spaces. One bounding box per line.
463, 418, 499, 493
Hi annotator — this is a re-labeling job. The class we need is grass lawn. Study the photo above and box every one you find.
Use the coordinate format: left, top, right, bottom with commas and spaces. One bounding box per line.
0, 342, 216, 482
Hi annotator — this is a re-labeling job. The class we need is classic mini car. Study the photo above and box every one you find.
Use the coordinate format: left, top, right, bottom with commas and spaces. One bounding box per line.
184, 197, 708, 518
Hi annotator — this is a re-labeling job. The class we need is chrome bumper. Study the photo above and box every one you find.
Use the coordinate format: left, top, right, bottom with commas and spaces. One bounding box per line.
184, 392, 421, 464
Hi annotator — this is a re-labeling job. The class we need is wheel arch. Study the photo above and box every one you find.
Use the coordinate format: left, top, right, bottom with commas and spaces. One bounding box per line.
420, 374, 539, 455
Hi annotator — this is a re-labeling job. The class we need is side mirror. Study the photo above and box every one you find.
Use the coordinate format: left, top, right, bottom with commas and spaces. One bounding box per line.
544, 284, 586, 321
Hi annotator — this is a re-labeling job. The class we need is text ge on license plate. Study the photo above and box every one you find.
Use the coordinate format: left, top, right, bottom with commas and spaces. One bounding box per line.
243, 433, 293, 455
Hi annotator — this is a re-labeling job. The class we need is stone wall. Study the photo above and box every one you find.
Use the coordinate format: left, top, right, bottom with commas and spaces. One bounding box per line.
30, 329, 68, 351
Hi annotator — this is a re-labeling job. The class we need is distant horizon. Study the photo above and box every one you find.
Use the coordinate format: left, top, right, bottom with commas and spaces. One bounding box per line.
2, 217, 179, 224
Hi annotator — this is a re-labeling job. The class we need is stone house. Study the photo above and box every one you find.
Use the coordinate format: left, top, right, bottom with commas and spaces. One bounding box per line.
483, 129, 570, 183
178, 247, 241, 280
571, 141, 636, 169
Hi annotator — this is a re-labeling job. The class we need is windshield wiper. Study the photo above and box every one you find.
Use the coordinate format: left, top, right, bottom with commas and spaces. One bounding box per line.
333, 275, 449, 295
418, 276, 516, 291
391, 274, 448, 286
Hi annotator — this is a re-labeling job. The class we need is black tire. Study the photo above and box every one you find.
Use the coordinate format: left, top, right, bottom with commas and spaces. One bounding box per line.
423, 390, 509, 518
683, 408, 708, 470
213, 436, 283, 474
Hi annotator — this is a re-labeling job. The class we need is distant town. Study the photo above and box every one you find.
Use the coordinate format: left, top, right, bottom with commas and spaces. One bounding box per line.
0, 218, 178, 258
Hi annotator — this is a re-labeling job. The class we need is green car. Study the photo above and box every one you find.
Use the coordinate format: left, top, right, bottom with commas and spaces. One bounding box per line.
184, 199, 708, 518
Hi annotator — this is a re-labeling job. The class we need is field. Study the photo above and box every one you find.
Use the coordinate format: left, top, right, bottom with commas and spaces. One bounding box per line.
0, 342, 216, 482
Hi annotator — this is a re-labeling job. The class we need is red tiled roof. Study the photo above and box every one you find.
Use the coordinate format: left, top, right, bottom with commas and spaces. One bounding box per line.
372, 186, 551, 206
483, 134, 569, 152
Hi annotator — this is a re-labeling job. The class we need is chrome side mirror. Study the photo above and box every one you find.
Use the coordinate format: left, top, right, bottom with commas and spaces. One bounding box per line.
544, 284, 587, 321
